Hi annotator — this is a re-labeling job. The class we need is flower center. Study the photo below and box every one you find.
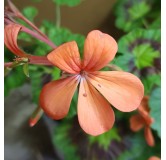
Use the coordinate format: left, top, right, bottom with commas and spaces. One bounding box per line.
80, 70, 87, 77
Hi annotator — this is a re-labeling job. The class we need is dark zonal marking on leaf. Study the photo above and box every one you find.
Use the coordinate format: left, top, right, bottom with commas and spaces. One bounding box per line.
129, 39, 161, 52
140, 67, 159, 77
154, 58, 161, 70
123, 1, 133, 20
83, 93, 87, 97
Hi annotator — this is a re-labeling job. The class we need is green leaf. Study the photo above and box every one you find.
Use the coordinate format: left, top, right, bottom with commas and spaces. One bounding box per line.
29, 65, 55, 104
22, 6, 38, 21
89, 128, 121, 150
128, 2, 150, 20
18, 32, 32, 42
52, 0, 81, 7
4, 66, 27, 96
29, 66, 45, 103
118, 29, 160, 70
114, 0, 154, 32
149, 15, 161, 29
53, 120, 81, 160
40, 21, 85, 54
112, 53, 134, 72
52, 67, 61, 80
117, 132, 160, 160
149, 87, 161, 138
23, 63, 30, 77
118, 29, 160, 55
142, 74, 161, 95
133, 44, 160, 69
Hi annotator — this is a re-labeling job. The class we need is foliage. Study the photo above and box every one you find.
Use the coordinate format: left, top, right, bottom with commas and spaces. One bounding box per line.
4, 0, 161, 159
22, 6, 38, 22
89, 127, 121, 150
52, 0, 81, 7
117, 29, 160, 70
4, 65, 27, 96
142, 74, 161, 95
149, 87, 161, 138
114, 0, 159, 32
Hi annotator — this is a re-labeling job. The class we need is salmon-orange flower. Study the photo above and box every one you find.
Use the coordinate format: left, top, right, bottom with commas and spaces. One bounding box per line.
40, 30, 144, 136
148, 156, 160, 160
130, 96, 155, 146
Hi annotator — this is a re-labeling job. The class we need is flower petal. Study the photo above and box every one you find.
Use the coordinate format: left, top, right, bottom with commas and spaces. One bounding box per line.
4, 24, 28, 57
130, 114, 145, 131
144, 127, 155, 147
83, 30, 118, 71
77, 78, 115, 136
40, 76, 80, 120
138, 96, 150, 113
148, 156, 160, 160
47, 41, 81, 74
87, 71, 144, 112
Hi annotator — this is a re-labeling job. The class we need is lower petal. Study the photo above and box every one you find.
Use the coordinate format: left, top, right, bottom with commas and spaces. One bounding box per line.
130, 114, 145, 131
87, 71, 144, 112
40, 76, 80, 120
144, 126, 155, 147
78, 78, 115, 136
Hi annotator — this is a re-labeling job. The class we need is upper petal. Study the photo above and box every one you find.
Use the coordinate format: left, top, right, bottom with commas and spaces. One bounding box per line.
4, 24, 28, 57
87, 71, 144, 112
39, 76, 80, 120
77, 78, 115, 136
83, 30, 118, 71
47, 41, 81, 74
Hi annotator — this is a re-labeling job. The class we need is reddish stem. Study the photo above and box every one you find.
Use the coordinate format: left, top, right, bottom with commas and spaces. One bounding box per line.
4, 56, 53, 68
4, 62, 13, 67
18, 14, 49, 40
29, 55, 53, 65
21, 26, 57, 49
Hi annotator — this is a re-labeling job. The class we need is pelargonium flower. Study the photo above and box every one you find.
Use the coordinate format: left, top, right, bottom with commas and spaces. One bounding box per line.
130, 96, 155, 146
148, 156, 160, 160
40, 30, 144, 136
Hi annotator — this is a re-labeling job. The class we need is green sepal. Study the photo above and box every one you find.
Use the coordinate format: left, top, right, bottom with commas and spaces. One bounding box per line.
23, 63, 30, 77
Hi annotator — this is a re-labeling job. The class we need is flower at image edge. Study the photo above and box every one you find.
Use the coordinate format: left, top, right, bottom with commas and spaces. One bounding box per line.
130, 96, 155, 147
148, 156, 160, 160
40, 30, 144, 136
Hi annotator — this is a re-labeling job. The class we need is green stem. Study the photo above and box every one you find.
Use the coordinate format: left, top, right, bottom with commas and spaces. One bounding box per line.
56, 4, 61, 28
142, 19, 149, 29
